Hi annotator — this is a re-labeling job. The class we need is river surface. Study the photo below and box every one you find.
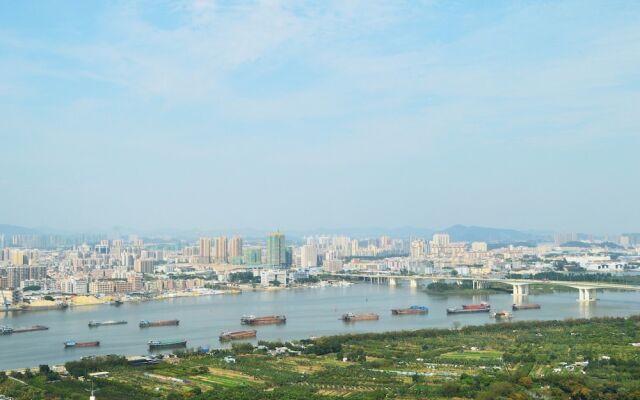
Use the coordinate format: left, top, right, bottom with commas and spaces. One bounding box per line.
1, 283, 640, 370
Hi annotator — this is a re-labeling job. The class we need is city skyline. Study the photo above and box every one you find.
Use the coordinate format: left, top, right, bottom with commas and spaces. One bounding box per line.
2, 0, 639, 233
0, 221, 635, 241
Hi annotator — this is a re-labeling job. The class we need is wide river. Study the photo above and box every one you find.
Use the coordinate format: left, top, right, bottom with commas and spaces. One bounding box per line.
1, 283, 640, 370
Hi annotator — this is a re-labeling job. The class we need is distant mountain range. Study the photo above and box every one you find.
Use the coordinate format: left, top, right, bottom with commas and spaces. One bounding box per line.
0, 224, 39, 235
0, 223, 553, 244
442, 224, 551, 243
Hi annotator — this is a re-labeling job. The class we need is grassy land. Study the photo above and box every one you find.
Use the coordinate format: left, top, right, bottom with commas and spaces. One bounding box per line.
3, 316, 640, 399
437, 350, 503, 363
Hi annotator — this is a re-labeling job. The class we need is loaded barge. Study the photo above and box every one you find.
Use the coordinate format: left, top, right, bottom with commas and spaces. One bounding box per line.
240, 315, 286, 325
447, 303, 491, 314
491, 311, 512, 319
512, 303, 541, 311
88, 320, 127, 328
139, 319, 180, 328
219, 330, 257, 341
341, 312, 380, 322
148, 339, 187, 349
1, 325, 49, 335
391, 305, 429, 315
64, 340, 100, 348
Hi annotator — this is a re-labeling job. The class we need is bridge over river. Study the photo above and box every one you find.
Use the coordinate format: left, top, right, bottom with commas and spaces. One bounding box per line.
329, 273, 640, 302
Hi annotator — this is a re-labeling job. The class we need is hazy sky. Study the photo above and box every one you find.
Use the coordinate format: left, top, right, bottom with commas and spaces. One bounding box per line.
1, 0, 639, 234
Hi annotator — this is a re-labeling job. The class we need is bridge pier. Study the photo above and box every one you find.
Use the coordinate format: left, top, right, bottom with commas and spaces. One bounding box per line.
512, 284, 529, 296
388, 277, 397, 287
409, 279, 418, 288
473, 280, 485, 290
577, 287, 596, 302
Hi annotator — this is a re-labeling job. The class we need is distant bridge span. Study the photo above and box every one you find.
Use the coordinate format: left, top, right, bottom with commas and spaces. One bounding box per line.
328, 273, 640, 302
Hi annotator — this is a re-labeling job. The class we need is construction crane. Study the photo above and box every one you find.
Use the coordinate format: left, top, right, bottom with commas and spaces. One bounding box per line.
1, 290, 10, 311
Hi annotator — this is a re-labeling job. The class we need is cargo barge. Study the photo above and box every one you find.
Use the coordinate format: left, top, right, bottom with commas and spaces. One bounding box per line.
491, 311, 512, 319
88, 320, 127, 327
512, 303, 541, 311
447, 303, 491, 314
1, 325, 49, 335
64, 340, 100, 348
391, 305, 429, 315
148, 339, 187, 349
240, 315, 286, 325
341, 312, 380, 322
219, 330, 257, 341
139, 319, 180, 328
462, 302, 490, 310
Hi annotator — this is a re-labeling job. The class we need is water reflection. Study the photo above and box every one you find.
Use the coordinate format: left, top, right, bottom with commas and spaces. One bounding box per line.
578, 301, 596, 318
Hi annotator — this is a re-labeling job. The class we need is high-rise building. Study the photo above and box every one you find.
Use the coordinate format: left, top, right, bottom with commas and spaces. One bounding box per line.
300, 245, 318, 268
243, 248, 262, 265
229, 236, 243, 258
267, 231, 286, 267
471, 242, 488, 252
215, 236, 228, 262
11, 250, 27, 266
554, 232, 577, 245
379, 236, 392, 249
431, 233, 450, 247
199, 237, 211, 263
6, 265, 46, 288
134, 259, 155, 274
410, 239, 426, 259
285, 247, 293, 268
429, 233, 451, 256
351, 239, 359, 256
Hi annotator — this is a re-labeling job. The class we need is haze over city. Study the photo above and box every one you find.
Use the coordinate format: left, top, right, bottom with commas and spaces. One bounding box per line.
1, 0, 639, 234
4, 2, 640, 400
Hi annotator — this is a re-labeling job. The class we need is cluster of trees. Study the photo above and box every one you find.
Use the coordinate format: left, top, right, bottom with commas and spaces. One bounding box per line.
513, 271, 640, 285
303, 336, 343, 355
336, 348, 366, 362
228, 271, 260, 284
294, 276, 320, 284
64, 355, 128, 377
426, 281, 474, 291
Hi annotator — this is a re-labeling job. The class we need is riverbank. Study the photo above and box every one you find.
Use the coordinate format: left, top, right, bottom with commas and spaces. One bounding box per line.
16, 288, 244, 312
2, 315, 640, 399
14, 281, 352, 312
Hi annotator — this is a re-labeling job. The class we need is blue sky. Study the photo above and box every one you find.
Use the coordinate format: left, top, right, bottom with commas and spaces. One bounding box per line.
1, 0, 639, 234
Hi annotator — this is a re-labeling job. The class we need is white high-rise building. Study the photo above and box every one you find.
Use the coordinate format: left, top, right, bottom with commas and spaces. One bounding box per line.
350, 239, 359, 256
471, 242, 488, 252
431, 233, 450, 247
410, 239, 426, 259
300, 245, 318, 268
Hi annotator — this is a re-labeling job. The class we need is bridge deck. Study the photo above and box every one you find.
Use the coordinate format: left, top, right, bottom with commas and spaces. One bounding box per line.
330, 273, 640, 291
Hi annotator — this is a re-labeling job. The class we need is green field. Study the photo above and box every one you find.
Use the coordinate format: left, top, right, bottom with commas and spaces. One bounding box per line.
437, 350, 503, 362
